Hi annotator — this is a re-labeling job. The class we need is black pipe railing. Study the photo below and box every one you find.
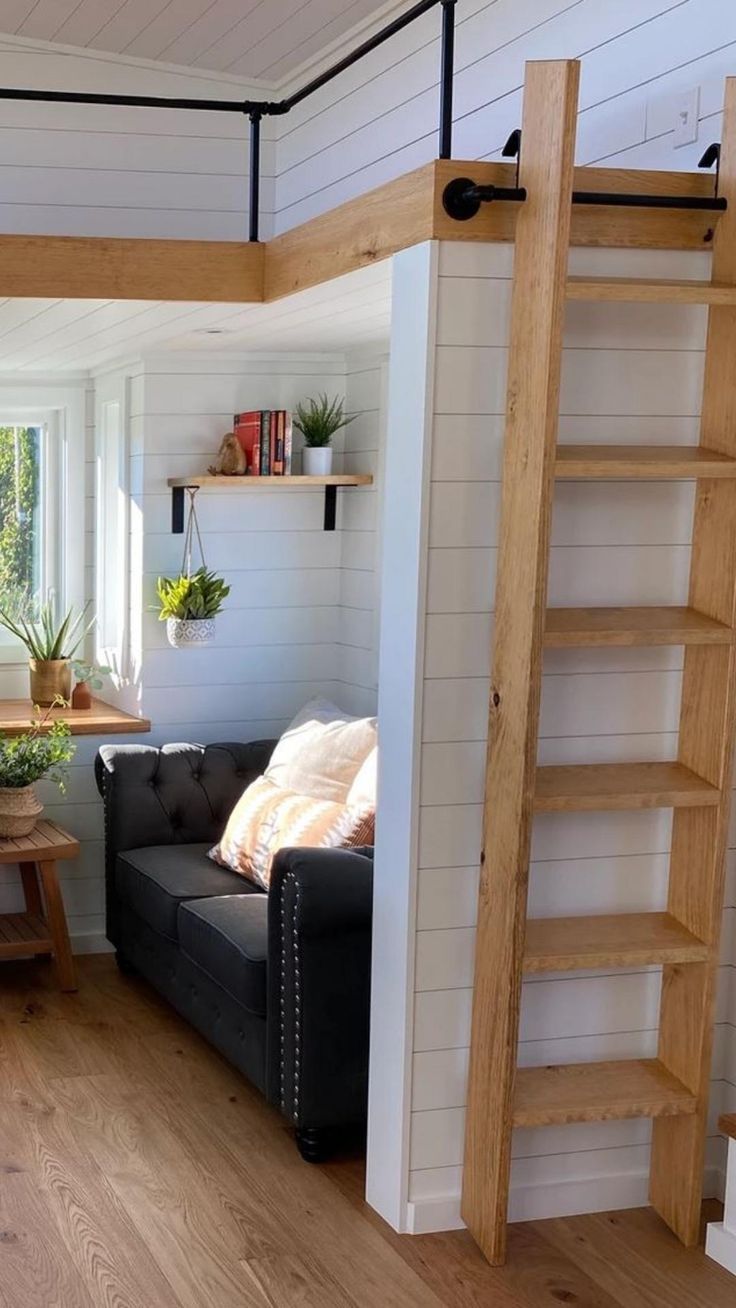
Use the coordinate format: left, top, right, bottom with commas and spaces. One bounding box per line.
0, 0, 456, 242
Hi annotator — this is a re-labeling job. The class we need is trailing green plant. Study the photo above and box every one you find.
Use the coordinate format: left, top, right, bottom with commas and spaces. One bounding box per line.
0, 592, 94, 661
0, 700, 75, 791
70, 659, 111, 691
156, 567, 230, 621
292, 393, 357, 448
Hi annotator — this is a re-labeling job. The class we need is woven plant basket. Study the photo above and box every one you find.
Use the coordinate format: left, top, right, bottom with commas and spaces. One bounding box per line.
0, 785, 43, 838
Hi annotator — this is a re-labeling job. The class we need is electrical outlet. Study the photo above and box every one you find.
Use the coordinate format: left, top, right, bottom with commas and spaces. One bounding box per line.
673, 87, 700, 148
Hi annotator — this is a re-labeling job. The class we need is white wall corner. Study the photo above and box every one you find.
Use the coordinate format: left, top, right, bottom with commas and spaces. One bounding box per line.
365, 241, 439, 1232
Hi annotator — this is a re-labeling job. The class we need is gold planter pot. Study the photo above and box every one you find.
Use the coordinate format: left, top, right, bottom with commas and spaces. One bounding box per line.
29, 659, 71, 707
0, 785, 43, 838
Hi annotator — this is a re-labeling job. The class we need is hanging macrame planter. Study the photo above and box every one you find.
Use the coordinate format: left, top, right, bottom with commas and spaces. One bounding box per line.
166, 488, 217, 649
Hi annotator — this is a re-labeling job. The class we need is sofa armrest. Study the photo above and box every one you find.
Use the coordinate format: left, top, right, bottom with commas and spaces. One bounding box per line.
267, 846, 373, 1131
95, 739, 275, 945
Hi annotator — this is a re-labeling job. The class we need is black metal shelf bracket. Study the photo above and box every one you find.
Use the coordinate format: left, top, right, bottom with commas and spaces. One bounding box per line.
172, 482, 345, 534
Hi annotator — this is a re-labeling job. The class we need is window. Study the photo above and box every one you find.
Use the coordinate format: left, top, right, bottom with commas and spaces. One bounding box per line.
0, 389, 85, 665
95, 373, 130, 674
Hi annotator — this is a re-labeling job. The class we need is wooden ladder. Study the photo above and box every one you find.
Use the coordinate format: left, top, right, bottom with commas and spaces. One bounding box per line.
461, 58, 736, 1266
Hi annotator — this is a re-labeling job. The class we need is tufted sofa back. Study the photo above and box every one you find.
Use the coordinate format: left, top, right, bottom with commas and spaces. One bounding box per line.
95, 740, 276, 945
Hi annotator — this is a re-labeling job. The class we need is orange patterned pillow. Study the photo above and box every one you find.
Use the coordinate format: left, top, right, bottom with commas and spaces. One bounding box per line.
209, 775, 375, 890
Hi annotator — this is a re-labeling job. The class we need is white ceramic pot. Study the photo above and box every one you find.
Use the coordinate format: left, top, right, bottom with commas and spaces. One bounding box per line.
166, 617, 216, 649
0, 784, 43, 838
302, 446, 333, 476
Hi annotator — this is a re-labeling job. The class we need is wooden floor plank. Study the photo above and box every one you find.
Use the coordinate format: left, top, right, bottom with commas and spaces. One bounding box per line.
0, 955, 731, 1308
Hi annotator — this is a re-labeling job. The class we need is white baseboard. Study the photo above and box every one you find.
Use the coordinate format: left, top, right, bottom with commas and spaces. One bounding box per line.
71, 931, 114, 955
406, 1165, 725, 1236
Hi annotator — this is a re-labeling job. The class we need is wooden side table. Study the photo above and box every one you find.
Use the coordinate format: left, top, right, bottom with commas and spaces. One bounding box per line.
0, 819, 78, 992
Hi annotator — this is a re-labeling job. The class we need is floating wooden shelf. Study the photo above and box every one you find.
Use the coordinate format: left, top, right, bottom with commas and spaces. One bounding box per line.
523, 912, 708, 973
555, 445, 736, 479
167, 474, 373, 533
0, 698, 150, 738
544, 606, 733, 647
513, 1059, 698, 1127
567, 276, 736, 304
534, 761, 720, 812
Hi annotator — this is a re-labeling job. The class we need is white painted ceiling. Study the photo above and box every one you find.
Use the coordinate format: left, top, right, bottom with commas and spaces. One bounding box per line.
0, 0, 390, 81
0, 259, 392, 371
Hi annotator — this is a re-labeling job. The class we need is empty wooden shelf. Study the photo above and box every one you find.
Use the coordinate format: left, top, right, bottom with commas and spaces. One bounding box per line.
544, 606, 733, 647
555, 445, 736, 479
523, 912, 708, 973
513, 1060, 698, 1128
566, 276, 736, 304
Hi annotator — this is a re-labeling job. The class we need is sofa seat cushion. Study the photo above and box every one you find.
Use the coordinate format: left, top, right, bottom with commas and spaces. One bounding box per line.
116, 843, 258, 941
178, 894, 268, 1017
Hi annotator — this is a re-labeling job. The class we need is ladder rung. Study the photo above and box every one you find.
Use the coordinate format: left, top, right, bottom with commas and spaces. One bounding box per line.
523, 912, 708, 974
555, 445, 736, 479
544, 606, 733, 647
566, 276, 736, 304
534, 761, 720, 812
513, 1059, 698, 1127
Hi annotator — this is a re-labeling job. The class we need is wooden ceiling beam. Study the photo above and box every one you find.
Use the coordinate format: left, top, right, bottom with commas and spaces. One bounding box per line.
0, 233, 265, 302
0, 161, 719, 303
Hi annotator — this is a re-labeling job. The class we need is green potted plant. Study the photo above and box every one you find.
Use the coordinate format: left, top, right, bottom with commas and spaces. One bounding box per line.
0, 594, 95, 705
70, 659, 112, 710
0, 701, 75, 837
156, 566, 230, 649
293, 394, 356, 476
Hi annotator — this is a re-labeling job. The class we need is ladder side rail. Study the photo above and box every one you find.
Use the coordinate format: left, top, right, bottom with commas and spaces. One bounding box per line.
650, 74, 736, 1245
460, 58, 581, 1267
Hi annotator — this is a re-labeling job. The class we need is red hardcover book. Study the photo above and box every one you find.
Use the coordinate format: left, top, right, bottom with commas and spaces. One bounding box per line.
233, 411, 261, 474
273, 410, 285, 475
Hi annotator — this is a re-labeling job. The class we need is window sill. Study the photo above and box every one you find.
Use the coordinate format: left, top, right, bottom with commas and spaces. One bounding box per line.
0, 698, 151, 738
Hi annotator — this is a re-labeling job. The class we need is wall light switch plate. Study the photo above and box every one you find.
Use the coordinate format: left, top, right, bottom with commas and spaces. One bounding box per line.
673, 87, 700, 148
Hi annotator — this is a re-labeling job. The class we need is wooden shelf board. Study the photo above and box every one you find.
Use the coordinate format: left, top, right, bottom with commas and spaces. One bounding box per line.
0, 698, 150, 738
555, 445, 736, 479
513, 1059, 698, 1127
0, 913, 52, 958
534, 761, 720, 812
523, 912, 708, 974
566, 276, 736, 304
167, 474, 372, 489
544, 606, 733, 647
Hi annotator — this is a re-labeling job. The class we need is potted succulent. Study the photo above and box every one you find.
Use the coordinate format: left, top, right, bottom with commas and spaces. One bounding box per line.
293, 394, 356, 475
70, 659, 112, 710
0, 701, 75, 837
0, 594, 95, 706
156, 566, 230, 649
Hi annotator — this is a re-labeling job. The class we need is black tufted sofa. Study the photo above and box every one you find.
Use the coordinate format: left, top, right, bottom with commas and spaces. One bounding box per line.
95, 740, 373, 1161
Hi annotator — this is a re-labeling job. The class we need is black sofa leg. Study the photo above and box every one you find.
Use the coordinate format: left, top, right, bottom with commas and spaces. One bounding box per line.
295, 1127, 333, 1163
115, 950, 137, 977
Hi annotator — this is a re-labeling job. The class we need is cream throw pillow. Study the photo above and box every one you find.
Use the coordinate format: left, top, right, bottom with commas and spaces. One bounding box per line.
264, 698, 377, 803
209, 776, 375, 890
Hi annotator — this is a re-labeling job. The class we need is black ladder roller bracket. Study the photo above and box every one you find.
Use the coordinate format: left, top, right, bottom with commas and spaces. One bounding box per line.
442, 131, 727, 220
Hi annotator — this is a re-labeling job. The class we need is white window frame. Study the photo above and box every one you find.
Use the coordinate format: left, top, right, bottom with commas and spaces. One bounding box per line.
94, 372, 130, 676
0, 386, 86, 667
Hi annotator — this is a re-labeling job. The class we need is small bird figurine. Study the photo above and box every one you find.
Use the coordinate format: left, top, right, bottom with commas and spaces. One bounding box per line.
209, 432, 246, 476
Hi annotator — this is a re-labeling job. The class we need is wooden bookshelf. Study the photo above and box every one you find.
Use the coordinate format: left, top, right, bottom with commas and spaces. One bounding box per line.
167, 473, 373, 533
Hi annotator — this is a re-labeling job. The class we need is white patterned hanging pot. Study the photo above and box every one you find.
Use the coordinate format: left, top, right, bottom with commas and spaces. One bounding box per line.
166, 617, 216, 648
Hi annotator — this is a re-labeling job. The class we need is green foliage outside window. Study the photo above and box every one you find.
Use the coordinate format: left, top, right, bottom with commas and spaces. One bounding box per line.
0, 426, 40, 600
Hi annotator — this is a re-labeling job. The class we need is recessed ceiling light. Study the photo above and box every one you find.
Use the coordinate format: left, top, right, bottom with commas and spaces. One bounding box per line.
195, 327, 235, 335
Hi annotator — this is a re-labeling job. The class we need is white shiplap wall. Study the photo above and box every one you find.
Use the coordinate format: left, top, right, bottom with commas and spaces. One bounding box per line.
134, 350, 375, 744
0, 35, 275, 239
273, 0, 736, 232
337, 350, 387, 717
372, 239, 736, 1234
